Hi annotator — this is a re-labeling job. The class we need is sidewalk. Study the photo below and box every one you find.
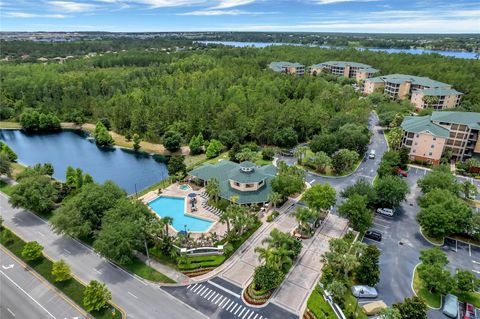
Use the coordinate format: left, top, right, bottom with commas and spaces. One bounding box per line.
134, 251, 191, 284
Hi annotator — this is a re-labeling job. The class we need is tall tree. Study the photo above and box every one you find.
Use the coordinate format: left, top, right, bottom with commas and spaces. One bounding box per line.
338, 194, 373, 233
302, 183, 336, 213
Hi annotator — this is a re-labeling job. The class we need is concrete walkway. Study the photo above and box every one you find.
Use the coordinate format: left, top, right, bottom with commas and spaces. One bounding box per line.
134, 251, 191, 284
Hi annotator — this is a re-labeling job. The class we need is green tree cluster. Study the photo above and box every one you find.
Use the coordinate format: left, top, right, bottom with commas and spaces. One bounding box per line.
93, 121, 114, 147
20, 110, 60, 130
271, 161, 305, 198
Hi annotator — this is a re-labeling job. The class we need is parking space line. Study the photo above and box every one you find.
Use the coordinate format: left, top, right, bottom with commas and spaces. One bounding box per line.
470, 244, 472, 257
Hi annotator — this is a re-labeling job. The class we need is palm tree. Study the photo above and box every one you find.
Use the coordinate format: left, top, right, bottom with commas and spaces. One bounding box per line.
205, 178, 220, 203
162, 216, 173, 237
268, 192, 283, 210
230, 195, 239, 205
294, 146, 309, 165
254, 246, 277, 268
293, 207, 318, 235
219, 207, 234, 234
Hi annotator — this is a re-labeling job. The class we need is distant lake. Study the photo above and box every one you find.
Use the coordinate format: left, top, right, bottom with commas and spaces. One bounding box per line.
0, 129, 169, 194
197, 41, 478, 60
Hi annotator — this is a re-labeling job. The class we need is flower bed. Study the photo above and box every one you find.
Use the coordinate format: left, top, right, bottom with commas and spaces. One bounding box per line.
243, 282, 272, 306
182, 267, 215, 277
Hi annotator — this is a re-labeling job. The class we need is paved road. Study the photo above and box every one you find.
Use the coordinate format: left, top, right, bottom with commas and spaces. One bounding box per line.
0, 246, 86, 319
0, 193, 207, 319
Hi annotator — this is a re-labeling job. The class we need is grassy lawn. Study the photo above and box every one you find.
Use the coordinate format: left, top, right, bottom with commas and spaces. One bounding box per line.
123, 257, 175, 283
185, 153, 207, 168
0, 121, 22, 129
413, 266, 442, 308
11, 162, 26, 178
343, 291, 368, 319
0, 228, 123, 319
205, 152, 229, 164
420, 228, 444, 245
136, 177, 174, 198
456, 291, 480, 308
307, 287, 336, 318
0, 180, 15, 195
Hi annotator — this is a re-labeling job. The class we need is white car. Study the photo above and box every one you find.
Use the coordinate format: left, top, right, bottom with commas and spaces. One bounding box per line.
351, 285, 378, 298
376, 208, 394, 217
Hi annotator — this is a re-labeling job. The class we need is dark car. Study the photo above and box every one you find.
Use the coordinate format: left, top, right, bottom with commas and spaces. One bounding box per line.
365, 230, 382, 242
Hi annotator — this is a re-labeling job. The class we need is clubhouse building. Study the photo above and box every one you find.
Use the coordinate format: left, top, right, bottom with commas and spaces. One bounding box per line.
364, 74, 462, 110
308, 61, 379, 81
188, 161, 278, 205
400, 112, 480, 165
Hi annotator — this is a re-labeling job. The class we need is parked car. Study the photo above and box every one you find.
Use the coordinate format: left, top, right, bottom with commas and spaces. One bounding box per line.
464, 303, 475, 319
365, 230, 382, 241
376, 208, 394, 217
351, 285, 378, 298
369, 149, 376, 159
362, 300, 387, 316
443, 294, 458, 318
396, 168, 408, 177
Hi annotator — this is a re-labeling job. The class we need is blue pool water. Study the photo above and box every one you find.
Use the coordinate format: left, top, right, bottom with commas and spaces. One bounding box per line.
148, 196, 214, 232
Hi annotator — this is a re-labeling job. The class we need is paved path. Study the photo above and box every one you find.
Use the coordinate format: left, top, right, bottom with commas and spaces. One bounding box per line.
0, 246, 87, 319
0, 193, 207, 319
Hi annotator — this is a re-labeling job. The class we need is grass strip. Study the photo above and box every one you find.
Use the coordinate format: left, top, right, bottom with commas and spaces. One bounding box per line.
413, 266, 442, 308
306, 287, 336, 319
0, 228, 123, 319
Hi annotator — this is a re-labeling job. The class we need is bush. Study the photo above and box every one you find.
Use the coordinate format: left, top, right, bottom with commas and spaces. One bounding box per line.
253, 265, 284, 291
52, 259, 72, 282
261, 147, 276, 160
22, 241, 43, 261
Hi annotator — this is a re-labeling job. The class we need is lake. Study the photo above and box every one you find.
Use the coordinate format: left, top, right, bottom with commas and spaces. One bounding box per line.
197, 41, 478, 59
0, 129, 169, 194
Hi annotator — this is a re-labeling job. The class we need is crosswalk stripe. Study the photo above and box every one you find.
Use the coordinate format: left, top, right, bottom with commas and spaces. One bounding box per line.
204, 290, 213, 299
207, 292, 217, 301
237, 307, 246, 317
247, 311, 255, 319
188, 284, 196, 290
222, 299, 231, 309
200, 288, 210, 297
211, 294, 220, 303
193, 284, 203, 293
253, 314, 259, 319
196, 286, 206, 294
242, 309, 251, 318
229, 303, 238, 312
258, 316, 263, 319
215, 296, 224, 304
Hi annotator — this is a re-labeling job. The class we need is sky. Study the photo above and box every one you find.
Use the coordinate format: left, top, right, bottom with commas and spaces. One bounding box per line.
1, 0, 479, 33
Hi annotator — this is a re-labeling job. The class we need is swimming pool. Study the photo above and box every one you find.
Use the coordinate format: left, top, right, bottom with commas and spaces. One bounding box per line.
179, 184, 191, 191
148, 196, 214, 232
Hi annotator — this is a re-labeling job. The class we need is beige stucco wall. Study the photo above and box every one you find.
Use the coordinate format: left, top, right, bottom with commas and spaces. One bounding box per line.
411, 91, 424, 110
309, 67, 322, 75
343, 65, 351, 78
443, 94, 461, 109
229, 180, 264, 192
356, 71, 368, 81
398, 81, 412, 99
409, 133, 446, 161
364, 81, 384, 95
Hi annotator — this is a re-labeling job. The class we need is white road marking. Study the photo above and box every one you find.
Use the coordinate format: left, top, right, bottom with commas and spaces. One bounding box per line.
193, 285, 203, 293
237, 306, 245, 316
215, 296, 224, 304
7, 308, 15, 317
207, 292, 217, 301
200, 287, 209, 296
2, 264, 14, 270
0, 270, 56, 319
207, 280, 242, 298
203, 290, 213, 298
188, 284, 197, 290
472, 270, 480, 274
309, 179, 315, 184
229, 303, 238, 312
36, 231, 45, 237
242, 309, 251, 318
93, 268, 102, 275
63, 249, 71, 255
14, 217, 22, 222
127, 291, 138, 299
222, 299, 231, 309
472, 260, 480, 265
247, 310, 255, 319
253, 313, 259, 319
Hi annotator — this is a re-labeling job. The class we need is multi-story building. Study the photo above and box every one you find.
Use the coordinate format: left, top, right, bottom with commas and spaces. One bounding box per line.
269, 61, 305, 76
400, 112, 480, 165
308, 61, 379, 81
364, 74, 462, 110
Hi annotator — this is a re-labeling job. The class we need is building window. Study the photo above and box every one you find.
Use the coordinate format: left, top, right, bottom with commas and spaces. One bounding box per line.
246, 183, 254, 188
412, 149, 416, 153
416, 134, 419, 138
428, 152, 432, 156
234, 182, 240, 187
414, 142, 418, 146
431, 145, 434, 148
433, 137, 436, 141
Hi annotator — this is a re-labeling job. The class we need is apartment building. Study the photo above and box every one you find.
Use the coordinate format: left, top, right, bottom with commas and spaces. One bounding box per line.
269, 61, 305, 76
308, 61, 379, 81
400, 112, 480, 165
364, 74, 463, 110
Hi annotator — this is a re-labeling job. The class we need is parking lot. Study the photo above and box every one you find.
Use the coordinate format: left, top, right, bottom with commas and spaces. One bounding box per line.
362, 166, 480, 319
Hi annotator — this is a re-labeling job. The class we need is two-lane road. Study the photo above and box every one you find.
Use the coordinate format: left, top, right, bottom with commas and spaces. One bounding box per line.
0, 246, 86, 319
0, 193, 207, 319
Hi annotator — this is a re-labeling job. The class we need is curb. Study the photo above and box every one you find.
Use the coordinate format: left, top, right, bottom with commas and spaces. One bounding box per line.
411, 263, 442, 310
419, 227, 444, 246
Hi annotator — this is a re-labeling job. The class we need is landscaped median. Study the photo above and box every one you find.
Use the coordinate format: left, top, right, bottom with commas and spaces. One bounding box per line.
0, 227, 124, 319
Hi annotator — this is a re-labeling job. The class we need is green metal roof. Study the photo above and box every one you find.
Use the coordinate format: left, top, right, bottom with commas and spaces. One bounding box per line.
269, 61, 304, 72
317, 61, 372, 68
188, 160, 278, 204
378, 74, 451, 88
431, 112, 480, 130
365, 76, 384, 83
415, 88, 463, 96
359, 67, 379, 74
401, 116, 450, 138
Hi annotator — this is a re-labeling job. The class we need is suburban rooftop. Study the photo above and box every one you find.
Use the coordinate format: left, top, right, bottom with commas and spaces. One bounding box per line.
313, 61, 373, 68
366, 73, 451, 88
269, 61, 304, 72
401, 115, 450, 138
431, 111, 480, 130
415, 88, 463, 96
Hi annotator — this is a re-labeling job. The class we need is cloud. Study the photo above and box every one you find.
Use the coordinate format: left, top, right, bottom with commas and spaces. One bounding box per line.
48, 1, 97, 12
4, 11, 67, 18
210, 0, 255, 9
312, 0, 380, 4
179, 9, 267, 15
125, 0, 206, 8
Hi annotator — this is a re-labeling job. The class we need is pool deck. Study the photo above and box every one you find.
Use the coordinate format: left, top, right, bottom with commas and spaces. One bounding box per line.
140, 183, 227, 239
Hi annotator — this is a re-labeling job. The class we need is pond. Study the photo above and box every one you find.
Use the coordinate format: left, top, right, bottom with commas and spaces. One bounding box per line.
197, 41, 478, 59
0, 129, 169, 195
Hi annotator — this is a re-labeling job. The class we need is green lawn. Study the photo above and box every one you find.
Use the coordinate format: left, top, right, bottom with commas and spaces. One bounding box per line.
0, 121, 21, 129
456, 290, 480, 308
178, 254, 226, 271
123, 257, 175, 283
343, 291, 368, 319
205, 152, 229, 164
0, 180, 15, 196
0, 228, 123, 319
413, 266, 442, 308
306, 287, 336, 318
136, 177, 174, 197
420, 228, 444, 245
